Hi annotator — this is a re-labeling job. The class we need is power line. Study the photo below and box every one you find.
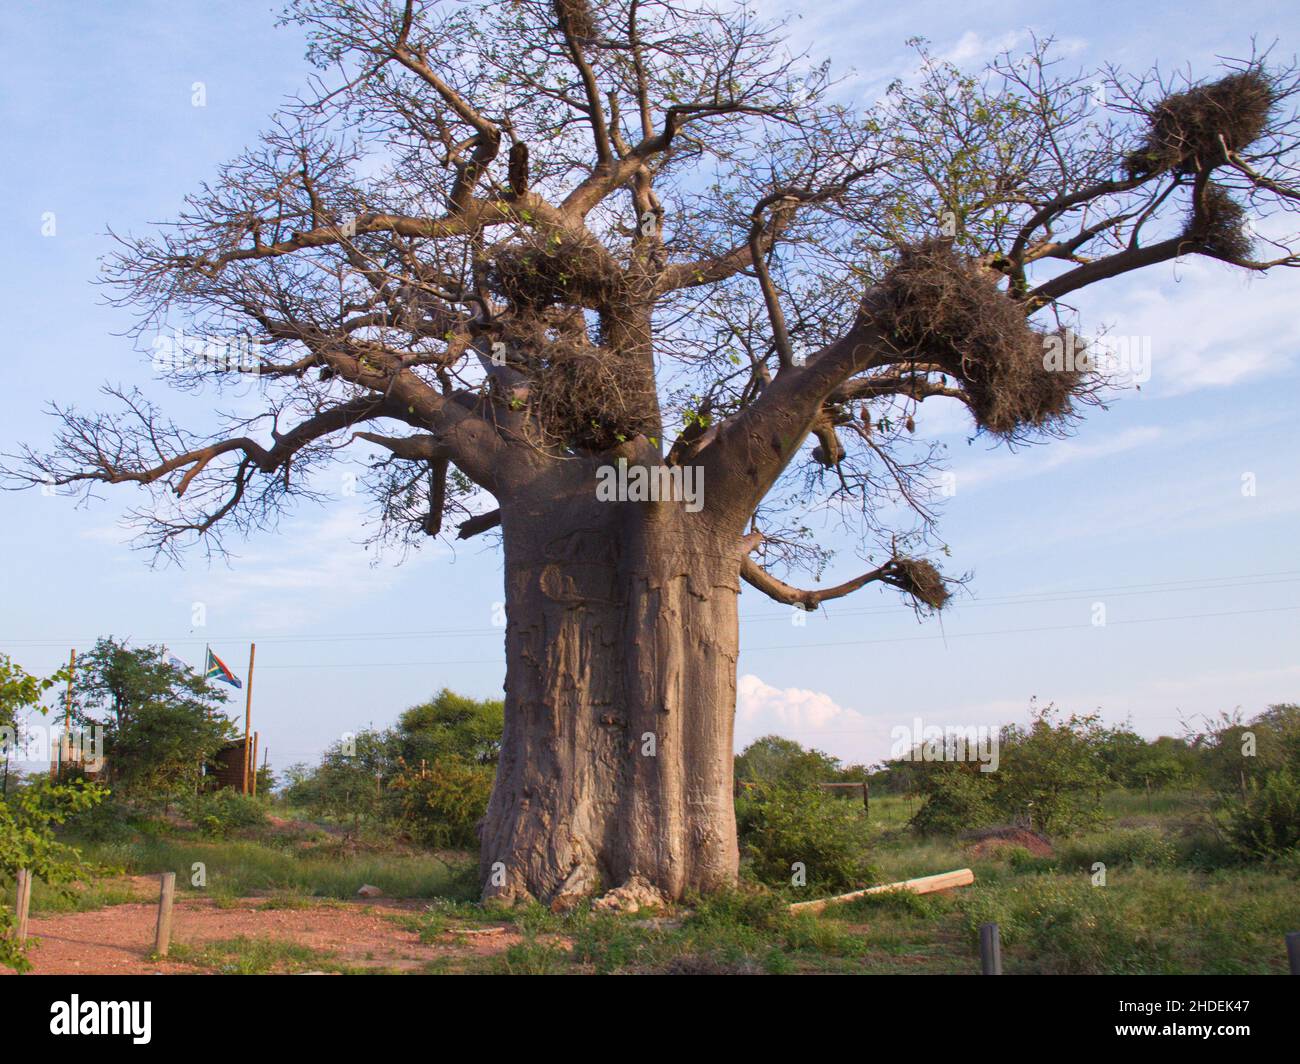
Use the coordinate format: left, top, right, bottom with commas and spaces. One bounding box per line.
740, 603, 1300, 654
13, 601, 1289, 671
4, 568, 1299, 648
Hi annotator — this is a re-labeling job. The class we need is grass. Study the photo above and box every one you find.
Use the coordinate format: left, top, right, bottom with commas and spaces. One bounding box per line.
21, 877, 149, 915
66, 833, 477, 903
168, 936, 347, 975
22, 788, 1299, 974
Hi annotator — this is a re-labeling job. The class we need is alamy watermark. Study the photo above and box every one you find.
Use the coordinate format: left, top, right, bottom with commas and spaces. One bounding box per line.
1, 724, 105, 771
889, 717, 1000, 772
595, 461, 703, 513
151, 328, 263, 375
1042, 329, 1152, 385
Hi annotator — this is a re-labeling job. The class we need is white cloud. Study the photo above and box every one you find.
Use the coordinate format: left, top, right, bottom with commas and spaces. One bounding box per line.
1077, 260, 1300, 398
735, 674, 1051, 765
736, 673, 888, 763
934, 30, 1028, 66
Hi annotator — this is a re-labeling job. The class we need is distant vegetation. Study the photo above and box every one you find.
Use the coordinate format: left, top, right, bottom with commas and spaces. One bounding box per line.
280, 688, 502, 848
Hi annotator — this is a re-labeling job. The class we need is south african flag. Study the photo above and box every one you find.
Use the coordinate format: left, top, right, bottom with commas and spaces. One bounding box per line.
204, 648, 242, 689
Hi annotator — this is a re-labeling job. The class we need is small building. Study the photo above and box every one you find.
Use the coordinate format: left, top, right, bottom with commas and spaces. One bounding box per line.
207, 737, 251, 792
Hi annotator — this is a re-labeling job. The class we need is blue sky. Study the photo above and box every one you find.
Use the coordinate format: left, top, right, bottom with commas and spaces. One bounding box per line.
1, 0, 1298, 774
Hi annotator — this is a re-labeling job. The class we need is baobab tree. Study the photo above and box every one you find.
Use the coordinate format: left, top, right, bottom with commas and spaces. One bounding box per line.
7, 0, 1300, 908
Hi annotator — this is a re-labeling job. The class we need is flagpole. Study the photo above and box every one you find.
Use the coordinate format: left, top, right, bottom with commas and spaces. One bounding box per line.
242, 643, 256, 795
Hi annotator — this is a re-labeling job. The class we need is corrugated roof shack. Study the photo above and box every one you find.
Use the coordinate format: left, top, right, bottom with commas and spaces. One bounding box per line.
207, 738, 250, 792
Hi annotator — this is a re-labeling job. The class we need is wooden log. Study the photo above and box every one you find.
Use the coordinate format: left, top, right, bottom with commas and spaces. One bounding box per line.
789, 867, 974, 915
153, 872, 176, 958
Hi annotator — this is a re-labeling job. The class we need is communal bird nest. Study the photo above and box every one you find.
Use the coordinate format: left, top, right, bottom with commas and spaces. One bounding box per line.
487, 233, 613, 311
1185, 182, 1254, 260
874, 241, 1089, 438
1126, 69, 1276, 176
884, 557, 951, 612
527, 344, 651, 451
552, 0, 598, 42
499, 315, 654, 452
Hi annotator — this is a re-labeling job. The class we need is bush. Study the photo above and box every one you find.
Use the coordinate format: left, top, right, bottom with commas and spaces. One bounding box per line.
909, 764, 996, 835
735, 735, 844, 790
61, 793, 140, 843
904, 704, 1110, 838
1221, 767, 1300, 860
389, 757, 493, 848
1058, 827, 1178, 871
181, 790, 267, 838
964, 877, 1169, 974
687, 886, 792, 933
736, 785, 874, 892
2, 777, 107, 971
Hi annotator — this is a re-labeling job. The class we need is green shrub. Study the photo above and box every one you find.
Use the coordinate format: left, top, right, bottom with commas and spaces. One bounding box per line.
687, 886, 792, 933
964, 877, 1169, 974
735, 735, 844, 789
180, 790, 267, 838
1058, 827, 1178, 870
1, 777, 107, 971
389, 757, 493, 848
62, 794, 140, 843
736, 785, 874, 892
907, 705, 1110, 837
1221, 767, 1300, 860
909, 764, 996, 835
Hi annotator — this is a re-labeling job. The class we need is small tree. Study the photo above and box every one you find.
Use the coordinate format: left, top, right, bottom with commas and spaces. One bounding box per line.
283, 727, 396, 834
394, 688, 504, 766
994, 705, 1110, 834
1096, 725, 1192, 791
1198, 704, 1300, 858
0, 653, 68, 734
735, 735, 843, 790
389, 756, 494, 848
72, 639, 235, 804
909, 762, 997, 836
907, 702, 1111, 835
736, 784, 874, 892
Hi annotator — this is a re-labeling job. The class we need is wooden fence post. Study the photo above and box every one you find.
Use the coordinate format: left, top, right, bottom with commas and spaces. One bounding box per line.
153, 872, 176, 958
1287, 931, 1300, 975
979, 921, 1002, 975
14, 869, 32, 944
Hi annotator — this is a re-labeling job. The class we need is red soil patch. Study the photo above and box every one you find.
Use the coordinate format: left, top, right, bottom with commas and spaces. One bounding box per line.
966, 827, 1053, 859
1, 894, 522, 975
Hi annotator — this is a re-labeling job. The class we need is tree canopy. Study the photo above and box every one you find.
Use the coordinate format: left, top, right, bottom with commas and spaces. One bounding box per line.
5, 0, 1297, 609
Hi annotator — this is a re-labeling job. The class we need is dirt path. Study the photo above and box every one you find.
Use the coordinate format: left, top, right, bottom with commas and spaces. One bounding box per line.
3, 889, 523, 975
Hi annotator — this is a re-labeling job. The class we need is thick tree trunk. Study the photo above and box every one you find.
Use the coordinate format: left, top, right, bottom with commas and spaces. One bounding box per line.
479, 474, 742, 908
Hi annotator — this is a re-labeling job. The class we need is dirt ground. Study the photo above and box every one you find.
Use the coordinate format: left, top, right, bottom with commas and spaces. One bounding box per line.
965, 827, 1054, 858
3, 880, 524, 975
